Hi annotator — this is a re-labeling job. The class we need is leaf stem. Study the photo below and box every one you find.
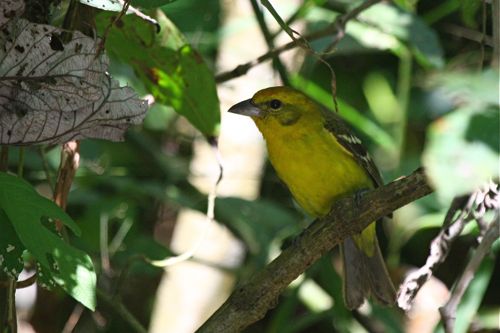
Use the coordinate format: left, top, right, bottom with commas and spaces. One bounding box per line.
17, 147, 25, 178
0, 146, 8, 172
395, 48, 412, 166
250, 0, 290, 85
269, 0, 323, 40
38, 146, 54, 193
97, 289, 147, 333
491, 0, 500, 68
0, 278, 17, 333
439, 216, 500, 333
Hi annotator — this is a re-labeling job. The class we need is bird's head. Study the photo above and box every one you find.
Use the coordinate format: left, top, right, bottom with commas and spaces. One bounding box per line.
228, 86, 322, 129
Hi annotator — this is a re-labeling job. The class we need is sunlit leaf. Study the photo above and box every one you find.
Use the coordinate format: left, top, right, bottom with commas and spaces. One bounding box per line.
424, 69, 500, 202
305, 4, 443, 67
0, 172, 96, 310
423, 107, 499, 203
358, 3, 444, 68
96, 10, 220, 137
79, 0, 134, 12
430, 70, 500, 107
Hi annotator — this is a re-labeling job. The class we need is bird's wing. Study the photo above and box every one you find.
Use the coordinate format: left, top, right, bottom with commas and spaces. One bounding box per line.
322, 109, 384, 187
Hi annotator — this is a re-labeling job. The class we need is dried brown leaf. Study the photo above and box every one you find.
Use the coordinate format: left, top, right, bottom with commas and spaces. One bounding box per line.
0, 17, 147, 145
0, 0, 24, 28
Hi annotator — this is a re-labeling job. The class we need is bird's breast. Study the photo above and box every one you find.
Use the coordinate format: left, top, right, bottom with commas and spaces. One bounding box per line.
263, 127, 372, 217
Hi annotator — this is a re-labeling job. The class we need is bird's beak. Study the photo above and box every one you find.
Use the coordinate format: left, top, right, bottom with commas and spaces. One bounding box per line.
228, 99, 264, 118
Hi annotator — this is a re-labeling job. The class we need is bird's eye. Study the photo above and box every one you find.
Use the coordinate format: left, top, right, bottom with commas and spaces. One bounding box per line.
269, 99, 282, 110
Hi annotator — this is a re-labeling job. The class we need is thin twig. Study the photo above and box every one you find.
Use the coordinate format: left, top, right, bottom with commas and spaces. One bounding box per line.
61, 304, 84, 333
491, 0, 499, 68
269, 0, 320, 39
262, 0, 371, 113
439, 215, 500, 333
352, 309, 386, 333
149, 139, 223, 267
397, 181, 500, 311
439, 23, 494, 47
250, 0, 290, 85
479, 0, 487, 70
215, 0, 382, 83
17, 147, 25, 177
100, 213, 112, 276
197, 168, 433, 332
95, 0, 132, 58
394, 48, 412, 166
95, 0, 159, 58
260, 0, 299, 42
38, 146, 54, 193
0, 146, 8, 172
397, 191, 479, 310
53, 141, 80, 236
112, 254, 148, 298
0, 278, 17, 333
109, 217, 133, 255
97, 289, 147, 333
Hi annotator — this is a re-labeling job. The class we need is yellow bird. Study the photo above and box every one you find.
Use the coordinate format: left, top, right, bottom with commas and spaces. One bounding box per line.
229, 86, 395, 309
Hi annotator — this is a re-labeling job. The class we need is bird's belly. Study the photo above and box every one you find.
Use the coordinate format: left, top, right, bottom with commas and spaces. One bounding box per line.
267, 133, 372, 217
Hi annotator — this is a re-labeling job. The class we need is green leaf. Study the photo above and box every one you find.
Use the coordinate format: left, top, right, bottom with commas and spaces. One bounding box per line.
80, 0, 132, 12
357, 3, 444, 68
430, 70, 500, 107
460, 0, 481, 28
424, 70, 500, 202
306, 4, 443, 67
143, 103, 176, 131
423, 107, 500, 203
97, 10, 221, 137
132, 0, 177, 8
0, 210, 24, 279
0, 172, 96, 310
113, 236, 173, 275
215, 197, 300, 267
393, 0, 418, 11
466, 111, 500, 154
80, 0, 176, 12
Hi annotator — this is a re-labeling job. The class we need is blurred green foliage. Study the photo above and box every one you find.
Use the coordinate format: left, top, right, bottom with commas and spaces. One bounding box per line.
0, 0, 498, 332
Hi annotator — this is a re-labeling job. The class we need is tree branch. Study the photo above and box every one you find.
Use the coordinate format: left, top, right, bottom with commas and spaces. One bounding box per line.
197, 168, 433, 332
440, 215, 499, 333
215, 0, 382, 83
397, 181, 499, 311
397, 194, 475, 310
491, 0, 499, 68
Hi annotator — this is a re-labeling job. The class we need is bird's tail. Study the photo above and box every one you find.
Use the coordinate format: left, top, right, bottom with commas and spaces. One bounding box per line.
340, 224, 396, 310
